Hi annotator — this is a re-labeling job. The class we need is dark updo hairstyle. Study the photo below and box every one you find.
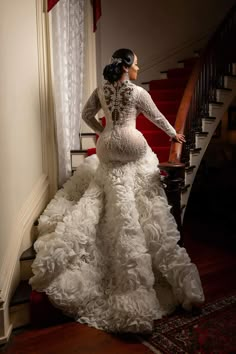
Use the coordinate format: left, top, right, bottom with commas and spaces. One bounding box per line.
103, 48, 134, 83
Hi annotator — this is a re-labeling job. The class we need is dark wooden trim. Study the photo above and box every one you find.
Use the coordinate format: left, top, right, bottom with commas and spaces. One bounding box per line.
20, 246, 36, 261
202, 116, 216, 121
195, 132, 208, 136
80, 133, 96, 136
181, 184, 190, 193
216, 87, 232, 91
190, 148, 202, 153
71, 150, 88, 153
224, 74, 236, 78
185, 165, 196, 172
209, 101, 224, 105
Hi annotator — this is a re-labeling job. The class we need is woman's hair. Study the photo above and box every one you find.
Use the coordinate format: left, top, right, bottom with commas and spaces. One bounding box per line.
103, 48, 134, 83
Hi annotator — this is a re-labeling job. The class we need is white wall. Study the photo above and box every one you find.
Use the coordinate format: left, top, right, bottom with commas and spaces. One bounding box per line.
0, 0, 43, 269
0, 0, 49, 341
97, 0, 236, 85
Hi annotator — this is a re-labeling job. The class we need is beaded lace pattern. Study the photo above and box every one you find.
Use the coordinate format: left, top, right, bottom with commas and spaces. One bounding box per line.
82, 80, 176, 137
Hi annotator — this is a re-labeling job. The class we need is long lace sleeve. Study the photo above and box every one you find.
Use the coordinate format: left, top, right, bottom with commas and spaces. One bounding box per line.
137, 88, 176, 138
82, 89, 104, 134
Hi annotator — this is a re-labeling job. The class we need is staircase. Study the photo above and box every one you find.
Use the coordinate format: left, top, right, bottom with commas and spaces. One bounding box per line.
73, 56, 236, 229
7, 3, 236, 336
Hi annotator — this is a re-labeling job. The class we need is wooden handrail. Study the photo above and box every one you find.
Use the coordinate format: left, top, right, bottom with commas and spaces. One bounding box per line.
168, 57, 203, 163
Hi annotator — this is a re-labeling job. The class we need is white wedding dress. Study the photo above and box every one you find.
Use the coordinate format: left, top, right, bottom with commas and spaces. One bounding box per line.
30, 80, 204, 333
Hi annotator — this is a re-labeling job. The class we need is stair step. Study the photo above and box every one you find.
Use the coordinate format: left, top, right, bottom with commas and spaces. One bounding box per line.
202, 117, 216, 132
142, 130, 170, 146
153, 100, 180, 114
178, 57, 198, 67
151, 146, 170, 162
10, 281, 31, 306
209, 101, 224, 105
185, 165, 196, 173
149, 78, 188, 90
223, 74, 236, 78
80, 133, 97, 150
181, 184, 190, 193
71, 150, 88, 171
190, 148, 202, 166
216, 87, 232, 91
224, 75, 236, 89
149, 88, 184, 101
190, 147, 201, 153
20, 246, 35, 281
195, 132, 208, 137
87, 147, 97, 156
10, 303, 30, 330
160, 67, 193, 79
202, 116, 216, 121
137, 114, 176, 130
20, 246, 36, 261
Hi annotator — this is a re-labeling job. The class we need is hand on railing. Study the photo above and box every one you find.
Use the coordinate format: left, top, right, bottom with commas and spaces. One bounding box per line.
172, 133, 186, 144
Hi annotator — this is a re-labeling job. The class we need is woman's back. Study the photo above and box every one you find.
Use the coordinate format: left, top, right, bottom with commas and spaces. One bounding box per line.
97, 80, 147, 163
83, 80, 176, 163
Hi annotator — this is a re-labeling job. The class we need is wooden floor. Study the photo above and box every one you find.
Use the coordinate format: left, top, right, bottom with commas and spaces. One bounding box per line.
1, 164, 236, 354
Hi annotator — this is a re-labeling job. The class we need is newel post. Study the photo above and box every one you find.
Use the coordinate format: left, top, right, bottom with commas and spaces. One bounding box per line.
159, 162, 185, 245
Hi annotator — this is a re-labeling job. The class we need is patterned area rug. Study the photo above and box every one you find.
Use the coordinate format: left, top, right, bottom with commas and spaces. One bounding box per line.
141, 294, 236, 354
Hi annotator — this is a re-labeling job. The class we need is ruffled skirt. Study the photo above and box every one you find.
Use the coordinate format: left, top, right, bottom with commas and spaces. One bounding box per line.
30, 147, 204, 333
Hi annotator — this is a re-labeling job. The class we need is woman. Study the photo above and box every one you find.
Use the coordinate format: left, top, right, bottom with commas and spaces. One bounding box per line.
30, 48, 204, 333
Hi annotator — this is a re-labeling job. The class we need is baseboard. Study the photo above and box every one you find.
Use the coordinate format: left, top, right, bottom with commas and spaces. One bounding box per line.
0, 173, 49, 342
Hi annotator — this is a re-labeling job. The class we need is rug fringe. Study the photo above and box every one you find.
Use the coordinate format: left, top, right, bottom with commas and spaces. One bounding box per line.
136, 336, 163, 354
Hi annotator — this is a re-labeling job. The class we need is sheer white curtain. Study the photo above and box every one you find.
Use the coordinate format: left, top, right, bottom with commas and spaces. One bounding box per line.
51, 0, 85, 185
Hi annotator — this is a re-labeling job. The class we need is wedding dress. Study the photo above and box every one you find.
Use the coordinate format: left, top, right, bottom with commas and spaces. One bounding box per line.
30, 80, 204, 333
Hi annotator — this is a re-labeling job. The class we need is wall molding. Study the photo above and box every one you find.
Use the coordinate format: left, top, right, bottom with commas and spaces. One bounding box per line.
36, 0, 58, 198
0, 174, 49, 343
0, 0, 58, 343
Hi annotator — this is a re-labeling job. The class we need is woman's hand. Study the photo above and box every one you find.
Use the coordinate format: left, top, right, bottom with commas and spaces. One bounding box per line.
172, 133, 186, 144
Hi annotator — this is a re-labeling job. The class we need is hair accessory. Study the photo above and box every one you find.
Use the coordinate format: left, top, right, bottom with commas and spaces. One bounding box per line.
110, 57, 122, 65
123, 72, 129, 80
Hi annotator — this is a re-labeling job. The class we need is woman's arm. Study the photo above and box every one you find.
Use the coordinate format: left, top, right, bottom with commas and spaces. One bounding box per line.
137, 88, 185, 143
82, 89, 104, 134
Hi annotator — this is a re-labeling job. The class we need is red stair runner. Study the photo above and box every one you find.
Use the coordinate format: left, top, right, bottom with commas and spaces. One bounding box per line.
31, 59, 196, 327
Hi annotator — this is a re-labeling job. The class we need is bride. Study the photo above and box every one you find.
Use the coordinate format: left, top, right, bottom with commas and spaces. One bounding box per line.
30, 48, 204, 333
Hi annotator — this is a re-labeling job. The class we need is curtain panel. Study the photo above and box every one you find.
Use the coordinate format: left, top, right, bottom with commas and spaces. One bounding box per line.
51, 0, 85, 185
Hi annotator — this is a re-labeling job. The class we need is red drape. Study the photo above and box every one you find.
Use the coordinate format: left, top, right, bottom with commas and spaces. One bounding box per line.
47, 0, 60, 12
92, 0, 101, 32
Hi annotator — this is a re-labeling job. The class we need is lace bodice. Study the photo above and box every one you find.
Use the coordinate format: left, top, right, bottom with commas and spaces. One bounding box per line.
82, 80, 176, 136
82, 81, 176, 163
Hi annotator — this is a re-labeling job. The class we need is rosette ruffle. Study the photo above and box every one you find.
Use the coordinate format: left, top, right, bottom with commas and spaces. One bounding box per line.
30, 149, 204, 333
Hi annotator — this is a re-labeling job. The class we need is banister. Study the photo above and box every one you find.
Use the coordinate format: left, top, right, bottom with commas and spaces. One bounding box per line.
168, 56, 203, 163
167, 3, 236, 165
158, 3, 236, 236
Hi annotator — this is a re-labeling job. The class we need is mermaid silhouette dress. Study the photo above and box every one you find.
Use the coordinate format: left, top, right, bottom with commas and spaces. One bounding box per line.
30, 80, 204, 333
